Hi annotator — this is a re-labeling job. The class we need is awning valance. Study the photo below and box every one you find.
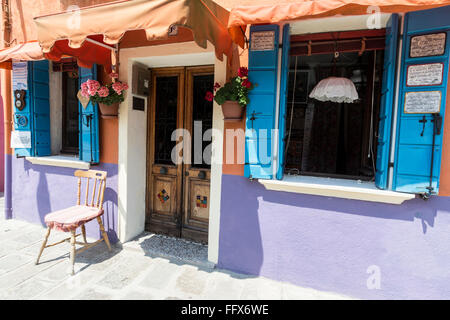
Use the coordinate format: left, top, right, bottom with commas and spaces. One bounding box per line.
34, 0, 234, 63
226, 0, 450, 46
0, 42, 44, 68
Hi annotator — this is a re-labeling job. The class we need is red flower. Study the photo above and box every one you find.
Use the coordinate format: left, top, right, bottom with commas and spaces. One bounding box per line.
205, 91, 214, 102
238, 67, 248, 78
213, 82, 221, 91
242, 79, 252, 89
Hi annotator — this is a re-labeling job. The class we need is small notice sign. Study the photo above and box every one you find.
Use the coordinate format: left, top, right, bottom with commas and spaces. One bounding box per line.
11, 131, 31, 149
410, 33, 446, 58
251, 31, 275, 51
12, 62, 28, 91
407, 63, 444, 86
404, 91, 441, 114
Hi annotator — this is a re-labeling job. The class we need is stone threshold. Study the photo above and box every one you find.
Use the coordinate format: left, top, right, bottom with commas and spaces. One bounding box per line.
118, 232, 215, 271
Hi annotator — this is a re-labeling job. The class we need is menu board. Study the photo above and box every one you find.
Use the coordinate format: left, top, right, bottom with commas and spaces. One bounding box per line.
12, 62, 28, 91
406, 63, 444, 86
410, 33, 446, 58
251, 31, 275, 51
404, 91, 441, 113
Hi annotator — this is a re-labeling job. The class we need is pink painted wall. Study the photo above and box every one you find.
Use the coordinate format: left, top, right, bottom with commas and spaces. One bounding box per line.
0, 94, 4, 192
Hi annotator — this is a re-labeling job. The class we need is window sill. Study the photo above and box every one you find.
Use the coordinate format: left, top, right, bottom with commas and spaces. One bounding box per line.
259, 175, 415, 205
25, 155, 90, 170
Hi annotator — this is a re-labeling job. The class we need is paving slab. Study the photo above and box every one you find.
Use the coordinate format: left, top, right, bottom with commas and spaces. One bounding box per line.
0, 209, 354, 300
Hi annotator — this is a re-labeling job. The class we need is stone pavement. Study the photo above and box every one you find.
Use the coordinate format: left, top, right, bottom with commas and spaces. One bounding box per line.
0, 196, 353, 300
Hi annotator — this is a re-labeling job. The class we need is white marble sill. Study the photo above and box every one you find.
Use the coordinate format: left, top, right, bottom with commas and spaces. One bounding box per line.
259, 175, 415, 205
25, 154, 90, 170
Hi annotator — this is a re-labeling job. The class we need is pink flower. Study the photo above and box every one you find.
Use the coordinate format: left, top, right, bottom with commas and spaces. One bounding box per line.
109, 72, 119, 79
205, 91, 214, 102
242, 79, 252, 89
97, 86, 109, 98
213, 82, 221, 92
112, 82, 123, 95
238, 67, 248, 78
121, 83, 129, 90
86, 79, 100, 91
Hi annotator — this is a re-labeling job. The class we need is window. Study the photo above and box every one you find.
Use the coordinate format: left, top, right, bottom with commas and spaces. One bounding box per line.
284, 49, 385, 181
245, 11, 450, 196
61, 69, 80, 154
12, 59, 100, 165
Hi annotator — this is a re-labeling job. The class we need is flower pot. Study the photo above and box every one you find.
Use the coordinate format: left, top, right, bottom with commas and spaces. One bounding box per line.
98, 102, 119, 119
221, 100, 245, 121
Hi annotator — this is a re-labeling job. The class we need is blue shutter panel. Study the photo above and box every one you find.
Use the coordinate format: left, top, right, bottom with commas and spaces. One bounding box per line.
244, 24, 279, 179
375, 14, 399, 189
393, 7, 450, 194
31, 60, 51, 156
276, 24, 290, 180
78, 66, 100, 163
13, 62, 34, 157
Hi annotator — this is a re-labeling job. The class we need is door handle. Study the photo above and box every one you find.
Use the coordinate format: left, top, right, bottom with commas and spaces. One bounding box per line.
198, 171, 207, 179
160, 167, 168, 174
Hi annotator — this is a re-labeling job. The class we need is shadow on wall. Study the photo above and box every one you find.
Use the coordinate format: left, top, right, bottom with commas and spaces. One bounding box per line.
217, 174, 450, 299
16, 159, 118, 242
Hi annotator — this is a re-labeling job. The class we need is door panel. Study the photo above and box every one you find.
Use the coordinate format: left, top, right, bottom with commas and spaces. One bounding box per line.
182, 67, 214, 243
146, 68, 184, 237
146, 66, 213, 243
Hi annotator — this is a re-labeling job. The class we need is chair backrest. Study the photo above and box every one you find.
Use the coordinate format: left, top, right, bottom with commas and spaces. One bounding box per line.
74, 170, 108, 210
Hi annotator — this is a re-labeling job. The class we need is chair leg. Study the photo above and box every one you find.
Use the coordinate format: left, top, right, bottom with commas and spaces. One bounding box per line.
97, 216, 112, 252
81, 225, 87, 244
36, 227, 51, 265
70, 230, 76, 275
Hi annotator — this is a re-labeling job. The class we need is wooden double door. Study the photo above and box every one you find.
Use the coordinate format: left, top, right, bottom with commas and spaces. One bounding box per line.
146, 66, 214, 243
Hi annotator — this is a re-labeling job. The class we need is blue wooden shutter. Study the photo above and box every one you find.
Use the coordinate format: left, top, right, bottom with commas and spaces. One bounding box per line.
375, 14, 399, 189
13, 60, 50, 157
244, 24, 279, 179
13, 62, 33, 157
78, 65, 100, 163
393, 7, 450, 194
276, 24, 291, 180
31, 60, 51, 156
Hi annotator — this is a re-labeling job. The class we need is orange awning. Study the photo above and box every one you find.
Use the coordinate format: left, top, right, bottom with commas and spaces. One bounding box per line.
0, 41, 44, 69
225, 0, 450, 47
34, 0, 234, 65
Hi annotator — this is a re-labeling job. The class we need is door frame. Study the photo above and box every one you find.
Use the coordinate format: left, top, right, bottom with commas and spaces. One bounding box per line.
145, 65, 214, 242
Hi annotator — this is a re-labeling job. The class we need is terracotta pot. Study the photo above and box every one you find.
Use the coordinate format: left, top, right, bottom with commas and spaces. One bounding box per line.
98, 102, 119, 119
221, 100, 245, 121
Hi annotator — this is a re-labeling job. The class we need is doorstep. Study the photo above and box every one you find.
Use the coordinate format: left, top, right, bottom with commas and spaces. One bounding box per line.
120, 232, 215, 270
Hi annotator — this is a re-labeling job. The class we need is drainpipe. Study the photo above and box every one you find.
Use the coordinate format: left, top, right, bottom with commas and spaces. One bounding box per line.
1, 70, 12, 219
2, 0, 12, 219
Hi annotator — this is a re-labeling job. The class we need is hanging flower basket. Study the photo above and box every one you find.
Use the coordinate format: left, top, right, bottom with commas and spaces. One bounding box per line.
98, 102, 119, 119
205, 67, 255, 121
80, 72, 128, 119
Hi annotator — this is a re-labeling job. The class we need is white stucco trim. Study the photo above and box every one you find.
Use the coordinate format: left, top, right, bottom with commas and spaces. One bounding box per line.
117, 42, 221, 248
259, 175, 415, 205
207, 57, 226, 264
25, 155, 90, 170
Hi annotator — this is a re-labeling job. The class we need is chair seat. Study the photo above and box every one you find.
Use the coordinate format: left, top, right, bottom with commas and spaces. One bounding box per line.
45, 205, 104, 232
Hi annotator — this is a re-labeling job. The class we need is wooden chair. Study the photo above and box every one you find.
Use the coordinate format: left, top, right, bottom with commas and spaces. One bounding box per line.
36, 169, 112, 275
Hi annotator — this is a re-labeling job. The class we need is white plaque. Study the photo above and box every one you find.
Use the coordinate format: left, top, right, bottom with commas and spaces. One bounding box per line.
407, 63, 444, 86
11, 131, 31, 148
251, 31, 275, 51
12, 62, 28, 91
404, 91, 441, 114
410, 33, 446, 58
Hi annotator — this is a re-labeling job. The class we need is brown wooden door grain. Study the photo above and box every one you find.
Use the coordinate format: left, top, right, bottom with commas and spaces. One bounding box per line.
146, 66, 214, 243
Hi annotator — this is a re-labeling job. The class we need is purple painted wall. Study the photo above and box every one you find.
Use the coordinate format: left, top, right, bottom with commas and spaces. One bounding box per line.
11, 157, 118, 242
218, 174, 450, 299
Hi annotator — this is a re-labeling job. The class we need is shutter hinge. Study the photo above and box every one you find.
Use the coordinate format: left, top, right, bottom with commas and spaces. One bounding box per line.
388, 162, 394, 168
278, 44, 283, 49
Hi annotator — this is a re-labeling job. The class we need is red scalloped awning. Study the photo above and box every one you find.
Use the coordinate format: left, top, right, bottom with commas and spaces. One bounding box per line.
226, 0, 450, 47
34, 0, 233, 67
